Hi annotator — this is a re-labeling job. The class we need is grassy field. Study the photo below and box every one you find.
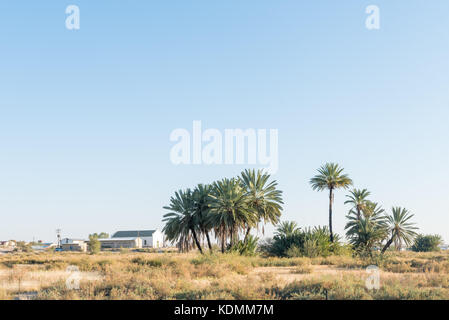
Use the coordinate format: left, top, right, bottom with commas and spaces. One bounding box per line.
1, 250, 448, 300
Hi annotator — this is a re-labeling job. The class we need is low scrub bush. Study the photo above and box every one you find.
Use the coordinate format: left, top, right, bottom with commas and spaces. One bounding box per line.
412, 234, 443, 252
261, 223, 348, 258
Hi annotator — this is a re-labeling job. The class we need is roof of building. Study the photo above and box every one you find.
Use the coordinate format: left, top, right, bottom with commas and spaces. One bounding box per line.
112, 230, 156, 238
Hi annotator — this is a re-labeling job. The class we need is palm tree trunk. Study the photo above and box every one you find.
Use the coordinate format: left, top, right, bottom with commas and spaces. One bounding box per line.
221, 231, 225, 253
244, 227, 251, 243
191, 228, 203, 254
381, 234, 395, 254
230, 227, 234, 246
329, 188, 334, 243
204, 230, 213, 253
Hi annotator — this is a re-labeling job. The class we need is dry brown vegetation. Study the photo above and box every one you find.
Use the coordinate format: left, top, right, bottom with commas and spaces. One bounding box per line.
0, 250, 448, 300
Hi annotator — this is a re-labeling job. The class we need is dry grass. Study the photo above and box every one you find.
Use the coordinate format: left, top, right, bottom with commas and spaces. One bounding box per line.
0, 250, 448, 300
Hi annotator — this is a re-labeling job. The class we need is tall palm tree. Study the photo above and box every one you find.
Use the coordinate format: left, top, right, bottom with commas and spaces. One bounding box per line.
381, 207, 418, 254
310, 163, 353, 242
208, 178, 256, 253
240, 169, 283, 243
192, 184, 213, 253
163, 189, 204, 254
344, 188, 371, 219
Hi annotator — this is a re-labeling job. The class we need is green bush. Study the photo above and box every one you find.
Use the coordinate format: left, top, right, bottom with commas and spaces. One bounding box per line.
411, 234, 443, 252
88, 232, 108, 254
88, 237, 101, 254
261, 223, 347, 258
285, 245, 303, 258
230, 235, 259, 256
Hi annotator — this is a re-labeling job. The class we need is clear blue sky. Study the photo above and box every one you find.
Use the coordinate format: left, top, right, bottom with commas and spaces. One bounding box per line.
0, 1, 448, 243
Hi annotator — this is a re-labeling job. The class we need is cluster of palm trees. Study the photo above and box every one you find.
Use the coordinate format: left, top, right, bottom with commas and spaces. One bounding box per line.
310, 163, 418, 255
163, 169, 283, 254
163, 162, 417, 257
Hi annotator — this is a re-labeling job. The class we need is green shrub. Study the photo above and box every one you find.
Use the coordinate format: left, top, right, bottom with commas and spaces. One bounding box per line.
261, 223, 348, 258
88, 236, 101, 254
285, 245, 302, 258
412, 234, 443, 252
229, 235, 258, 256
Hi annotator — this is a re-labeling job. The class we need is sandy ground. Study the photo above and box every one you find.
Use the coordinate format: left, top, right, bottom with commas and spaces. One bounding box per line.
0, 269, 103, 292
0, 264, 437, 299
1, 265, 356, 296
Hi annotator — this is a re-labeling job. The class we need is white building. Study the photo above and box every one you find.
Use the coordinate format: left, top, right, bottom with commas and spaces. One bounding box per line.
60, 238, 88, 252
111, 229, 164, 248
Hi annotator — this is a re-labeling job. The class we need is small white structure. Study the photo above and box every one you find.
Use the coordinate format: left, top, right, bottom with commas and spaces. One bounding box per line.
111, 229, 164, 248
60, 238, 88, 252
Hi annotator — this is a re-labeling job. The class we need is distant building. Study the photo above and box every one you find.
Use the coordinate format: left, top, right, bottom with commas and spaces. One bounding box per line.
99, 229, 163, 250
112, 229, 164, 248
0, 240, 16, 248
60, 238, 88, 252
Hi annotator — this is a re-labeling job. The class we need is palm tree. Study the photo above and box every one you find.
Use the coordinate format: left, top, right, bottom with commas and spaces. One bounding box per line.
362, 201, 385, 218
274, 221, 299, 238
192, 184, 213, 253
345, 202, 387, 256
347, 216, 387, 257
240, 169, 283, 243
310, 163, 353, 242
344, 188, 371, 219
345, 201, 385, 233
381, 207, 418, 254
208, 178, 256, 253
163, 189, 204, 254
163, 213, 192, 252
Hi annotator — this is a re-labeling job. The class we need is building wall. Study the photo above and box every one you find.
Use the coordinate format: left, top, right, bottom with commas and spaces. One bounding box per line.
152, 230, 164, 248
100, 238, 142, 249
137, 232, 163, 248
141, 237, 153, 247
140, 233, 163, 248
